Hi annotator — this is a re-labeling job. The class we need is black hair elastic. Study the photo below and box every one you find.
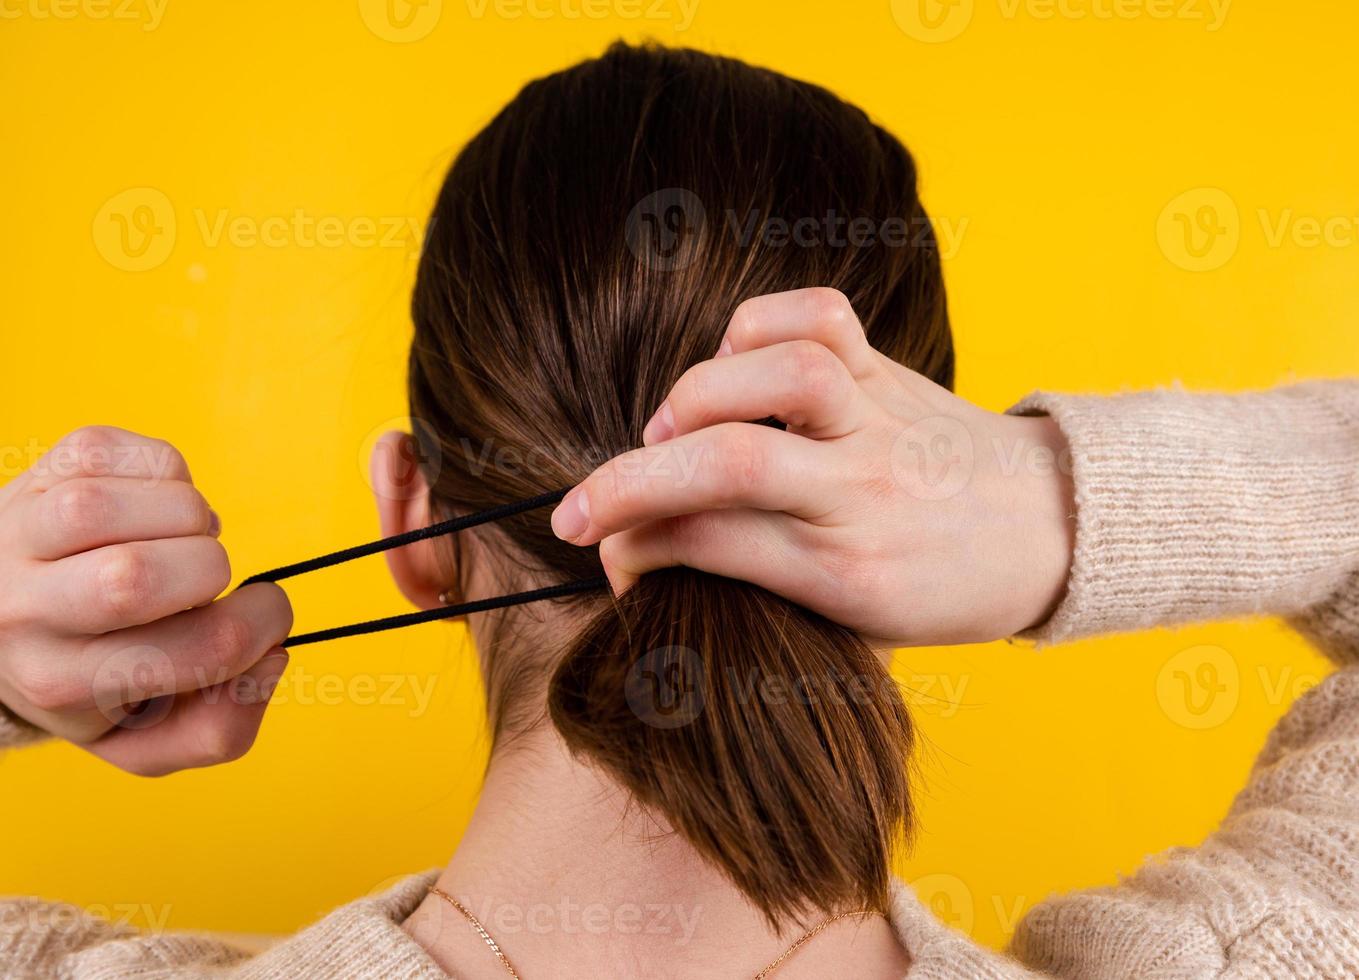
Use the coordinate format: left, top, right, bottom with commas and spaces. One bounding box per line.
239, 488, 609, 648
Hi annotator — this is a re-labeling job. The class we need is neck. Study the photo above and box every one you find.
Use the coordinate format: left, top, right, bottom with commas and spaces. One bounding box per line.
402, 727, 911, 979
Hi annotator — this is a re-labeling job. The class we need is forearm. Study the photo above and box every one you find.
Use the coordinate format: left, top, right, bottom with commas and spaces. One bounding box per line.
1007, 381, 1359, 976
1012, 380, 1359, 659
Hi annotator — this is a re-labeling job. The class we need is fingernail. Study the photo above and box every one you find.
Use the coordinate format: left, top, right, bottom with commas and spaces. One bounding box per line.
715, 337, 733, 358
235, 650, 289, 706
260, 650, 289, 678
207, 509, 222, 537
551, 489, 590, 541
642, 401, 674, 445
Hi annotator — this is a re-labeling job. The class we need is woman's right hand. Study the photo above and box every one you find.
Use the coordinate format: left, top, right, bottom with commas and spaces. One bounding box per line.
553, 288, 1077, 647
0, 426, 292, 775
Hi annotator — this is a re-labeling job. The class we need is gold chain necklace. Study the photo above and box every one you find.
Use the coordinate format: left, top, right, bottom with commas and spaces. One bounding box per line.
427, 886, 878, 980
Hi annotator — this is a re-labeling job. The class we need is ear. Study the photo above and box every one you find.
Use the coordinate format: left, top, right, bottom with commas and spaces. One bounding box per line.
370, 431, 445, 611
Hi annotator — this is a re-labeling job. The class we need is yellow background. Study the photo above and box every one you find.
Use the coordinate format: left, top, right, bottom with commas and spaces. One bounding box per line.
1, 0, 1356, 952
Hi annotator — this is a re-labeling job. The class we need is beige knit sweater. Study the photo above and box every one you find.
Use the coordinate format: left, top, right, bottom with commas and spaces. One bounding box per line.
3, 382, 1358, 979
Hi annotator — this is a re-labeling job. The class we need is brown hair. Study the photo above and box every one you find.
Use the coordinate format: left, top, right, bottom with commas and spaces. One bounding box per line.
409, 42, 953, 927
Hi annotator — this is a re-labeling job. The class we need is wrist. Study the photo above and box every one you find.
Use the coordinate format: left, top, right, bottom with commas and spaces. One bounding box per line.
1004, 413, 1075, 634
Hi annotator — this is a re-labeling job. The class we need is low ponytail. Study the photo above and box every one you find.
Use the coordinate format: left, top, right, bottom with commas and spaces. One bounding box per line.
410, 42, 953, 932
548, 568, 915, 926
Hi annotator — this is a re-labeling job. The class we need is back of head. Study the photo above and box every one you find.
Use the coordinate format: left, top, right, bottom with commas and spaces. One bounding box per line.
409, 42, 953, 927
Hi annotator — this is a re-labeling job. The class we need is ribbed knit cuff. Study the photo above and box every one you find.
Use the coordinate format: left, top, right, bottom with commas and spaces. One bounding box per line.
1290, 566, 1359, 665
0, 703, 47, 749
1009, 382, 1359, 649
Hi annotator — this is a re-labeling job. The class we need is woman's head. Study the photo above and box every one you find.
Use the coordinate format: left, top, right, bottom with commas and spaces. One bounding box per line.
380, 42, 952, 927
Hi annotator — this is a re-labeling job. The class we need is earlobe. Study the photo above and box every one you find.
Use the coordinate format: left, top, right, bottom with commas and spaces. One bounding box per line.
370, 431, 445, 610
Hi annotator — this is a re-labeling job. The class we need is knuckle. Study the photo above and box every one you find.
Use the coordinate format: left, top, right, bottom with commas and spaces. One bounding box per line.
147, 439, 187, 482
175, 485, 213, 533
97, 546, 156, 620
11, 661, 84, 713
202, 539, 232, 597
196, 720, 255, 766
726, 298, 761, 346
805, 287, 854, 327
46, 480, 112, 540
49, 426, 118, 479
60, 425, 116, 453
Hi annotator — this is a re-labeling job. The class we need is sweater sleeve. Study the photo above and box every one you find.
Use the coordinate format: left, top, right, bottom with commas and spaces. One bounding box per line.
1009, 381, 1359, 658
1007, 380, 1359, 979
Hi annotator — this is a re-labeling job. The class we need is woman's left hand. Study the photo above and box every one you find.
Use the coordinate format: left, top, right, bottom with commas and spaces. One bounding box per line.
551, 287, 1075, 647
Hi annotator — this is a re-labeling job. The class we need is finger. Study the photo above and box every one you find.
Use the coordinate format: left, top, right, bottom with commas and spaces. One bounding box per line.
35, 535, 231, 634
643, 341, 866, 446
599, 509, 815, 597
85, 648, 289, 777
723, 288, 879, 378
0, 675, 115, 746
22, 426, 192, 493
25, 477, 218, 560
552, 423, 831, 546
0, 585, 288, 744
77, 583, 292, 710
